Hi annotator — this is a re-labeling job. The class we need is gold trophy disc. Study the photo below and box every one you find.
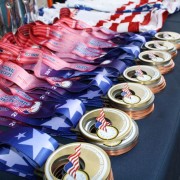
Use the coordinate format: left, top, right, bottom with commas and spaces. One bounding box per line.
79, 108, 132, 144
108, 83, 154, 109
145, 40, 175, 51
44, 143, 111, 180
155, 31, 180, 42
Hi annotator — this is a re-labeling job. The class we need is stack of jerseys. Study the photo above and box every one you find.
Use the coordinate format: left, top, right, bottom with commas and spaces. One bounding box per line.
38, 0, 180, 32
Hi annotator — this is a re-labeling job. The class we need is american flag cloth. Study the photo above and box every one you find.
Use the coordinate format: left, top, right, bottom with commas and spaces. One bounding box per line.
95, 109, 111, 132
121, 83, 132, 98
63, 0, 179, 32
38, 0, 180, 32
135, 66, 144, 77
64, 144, 81, 179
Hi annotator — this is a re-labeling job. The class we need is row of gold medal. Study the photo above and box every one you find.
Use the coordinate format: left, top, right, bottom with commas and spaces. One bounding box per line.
43, 31, 180, 180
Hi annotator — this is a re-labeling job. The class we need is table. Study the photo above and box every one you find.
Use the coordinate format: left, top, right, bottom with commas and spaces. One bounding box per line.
0, 11, 180, 180
111, 11, 180, 180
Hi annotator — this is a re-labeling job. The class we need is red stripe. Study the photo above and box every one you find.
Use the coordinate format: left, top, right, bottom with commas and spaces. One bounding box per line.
109, 23, 119, 31
128, 22, 139, 32
96, 20, 106, 27
121, 12, 140, 23
141, 11, 151, 25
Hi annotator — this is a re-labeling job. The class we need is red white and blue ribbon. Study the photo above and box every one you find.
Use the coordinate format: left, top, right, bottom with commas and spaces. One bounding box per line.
0, 126, 59, 178
121, 83, 132, 98
64, 144, 81, 179
95, 109, 111, 132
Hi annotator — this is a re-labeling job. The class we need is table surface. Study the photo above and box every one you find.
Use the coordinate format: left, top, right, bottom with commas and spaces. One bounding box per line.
0, 11, 180, 180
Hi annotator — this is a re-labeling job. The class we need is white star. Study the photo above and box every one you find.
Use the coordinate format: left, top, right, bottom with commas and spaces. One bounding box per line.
0, 149, 28, 167
95, 74, 110, 86
99, 68, 109, 76
59, 99, 83, 118
15, 132, 26, 140
19, 129, 55, 159
41, 116, 70, 130
80, 90, 101, 99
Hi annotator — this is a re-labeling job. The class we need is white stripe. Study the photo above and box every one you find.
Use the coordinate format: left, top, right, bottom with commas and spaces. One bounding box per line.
117, 22, 129, 32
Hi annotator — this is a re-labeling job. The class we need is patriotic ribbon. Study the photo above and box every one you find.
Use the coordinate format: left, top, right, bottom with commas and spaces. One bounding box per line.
64, 144, 81, 179
0, 93, 86, 129
135, 66, 144, 77
121, 83, 132, 98
0, 126, 59, 178
95, 109, 111, 132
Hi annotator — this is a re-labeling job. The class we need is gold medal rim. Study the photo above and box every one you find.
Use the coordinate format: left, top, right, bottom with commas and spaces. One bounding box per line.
138, 50, 172, 66
108, 83, 153, 109
145, 40, 175, 51
79, 108, 132, 143
155, 31, 180, 42
44, 142, 111, 180
123, 65, 161, 85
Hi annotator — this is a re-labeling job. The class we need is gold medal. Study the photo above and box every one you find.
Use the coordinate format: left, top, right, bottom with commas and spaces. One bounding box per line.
144, 40, 177, 58
44, 143, 112, 180
138, 51, 174, 74
108, 83, 154, 120
155, 31, 180, 44
79, 108, 132, 144
123, 65, 166, 93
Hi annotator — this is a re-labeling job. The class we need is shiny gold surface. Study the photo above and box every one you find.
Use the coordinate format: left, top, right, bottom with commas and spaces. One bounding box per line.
79, 108, 132, 143
145, 40, 175, 52
123, 65, 161, 85
44, 143, 111, 180
108, 83, 154, 109
138, 50, 172, 66
155, 31, 180, 42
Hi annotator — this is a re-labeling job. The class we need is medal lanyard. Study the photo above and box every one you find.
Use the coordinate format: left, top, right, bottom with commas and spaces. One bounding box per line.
0, 126, 59, 178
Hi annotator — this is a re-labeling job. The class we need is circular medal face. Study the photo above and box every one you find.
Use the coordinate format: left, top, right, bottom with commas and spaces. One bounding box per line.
45, 143, 111, 180
123, 95, 140, 104
123, 65, 160, 85
108, 83, 154, 109
136, 75, 152, 81
97, 126, 119, 140
138, 50, 171, 66
79, 108, 132, 143
155, 31, 180, 42
63, 170, 89, 180
145, 41, 175, 51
